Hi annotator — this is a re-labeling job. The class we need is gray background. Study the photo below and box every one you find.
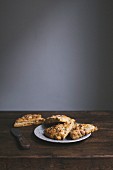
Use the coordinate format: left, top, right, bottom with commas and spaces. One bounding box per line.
0, 0, 113, 111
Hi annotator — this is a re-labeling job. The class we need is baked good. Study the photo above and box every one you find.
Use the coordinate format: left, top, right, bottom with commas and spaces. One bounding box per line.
70, 123, 98, 140
44, 114, 74, 124
44, 119, 75, 140
14, 114, 45, 127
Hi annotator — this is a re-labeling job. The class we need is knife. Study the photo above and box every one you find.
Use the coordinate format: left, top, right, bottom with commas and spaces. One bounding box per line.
11, 128, 30, 150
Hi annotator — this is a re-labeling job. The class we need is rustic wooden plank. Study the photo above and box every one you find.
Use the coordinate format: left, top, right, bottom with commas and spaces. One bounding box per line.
0, 158, 113, 170
0, 111, 113, 170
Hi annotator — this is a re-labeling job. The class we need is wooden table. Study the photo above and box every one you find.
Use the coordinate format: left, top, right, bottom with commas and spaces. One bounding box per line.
0, 111, 113, 170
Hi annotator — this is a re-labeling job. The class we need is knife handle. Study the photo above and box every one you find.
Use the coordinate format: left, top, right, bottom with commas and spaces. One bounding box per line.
17, 136, 30, 150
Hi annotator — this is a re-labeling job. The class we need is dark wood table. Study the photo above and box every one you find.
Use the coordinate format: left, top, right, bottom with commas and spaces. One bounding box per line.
0, 111, 113, 170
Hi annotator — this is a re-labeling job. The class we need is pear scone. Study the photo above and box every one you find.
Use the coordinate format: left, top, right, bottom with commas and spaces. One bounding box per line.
44, 114, 74, 124
44, 119, 75, 140
70, 123, 98, 140
14, 114, 45, 127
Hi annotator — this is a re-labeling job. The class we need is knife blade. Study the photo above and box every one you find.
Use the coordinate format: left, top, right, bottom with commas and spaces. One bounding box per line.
11, 128, 30, 150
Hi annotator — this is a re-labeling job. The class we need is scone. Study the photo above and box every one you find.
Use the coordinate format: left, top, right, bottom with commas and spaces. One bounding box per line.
44, 119, 75, 140
14, 114, 45, 127
70, 123, 98, 140
44, 114, 74, 124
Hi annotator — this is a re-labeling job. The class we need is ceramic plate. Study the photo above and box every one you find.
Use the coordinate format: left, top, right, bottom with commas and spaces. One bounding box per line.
34, 125, 91, 143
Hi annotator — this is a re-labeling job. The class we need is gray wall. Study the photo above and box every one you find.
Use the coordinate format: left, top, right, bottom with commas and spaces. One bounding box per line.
0, 0, 113, 111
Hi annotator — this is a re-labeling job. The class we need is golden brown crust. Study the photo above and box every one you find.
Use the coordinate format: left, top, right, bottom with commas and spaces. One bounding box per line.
44, 119, 75, 140
14, 114, 45, 127
70, 123, 98, 140
44, 115, 74, 124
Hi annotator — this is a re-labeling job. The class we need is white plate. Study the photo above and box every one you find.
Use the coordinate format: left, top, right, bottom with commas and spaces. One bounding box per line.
34, 125, 91, 143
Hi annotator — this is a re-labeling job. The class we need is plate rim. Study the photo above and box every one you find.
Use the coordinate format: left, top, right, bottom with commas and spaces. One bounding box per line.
34, 124, 91, 143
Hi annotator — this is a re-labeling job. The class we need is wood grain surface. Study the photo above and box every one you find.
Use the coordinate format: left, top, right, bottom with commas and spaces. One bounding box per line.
0, 111, 113, 170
